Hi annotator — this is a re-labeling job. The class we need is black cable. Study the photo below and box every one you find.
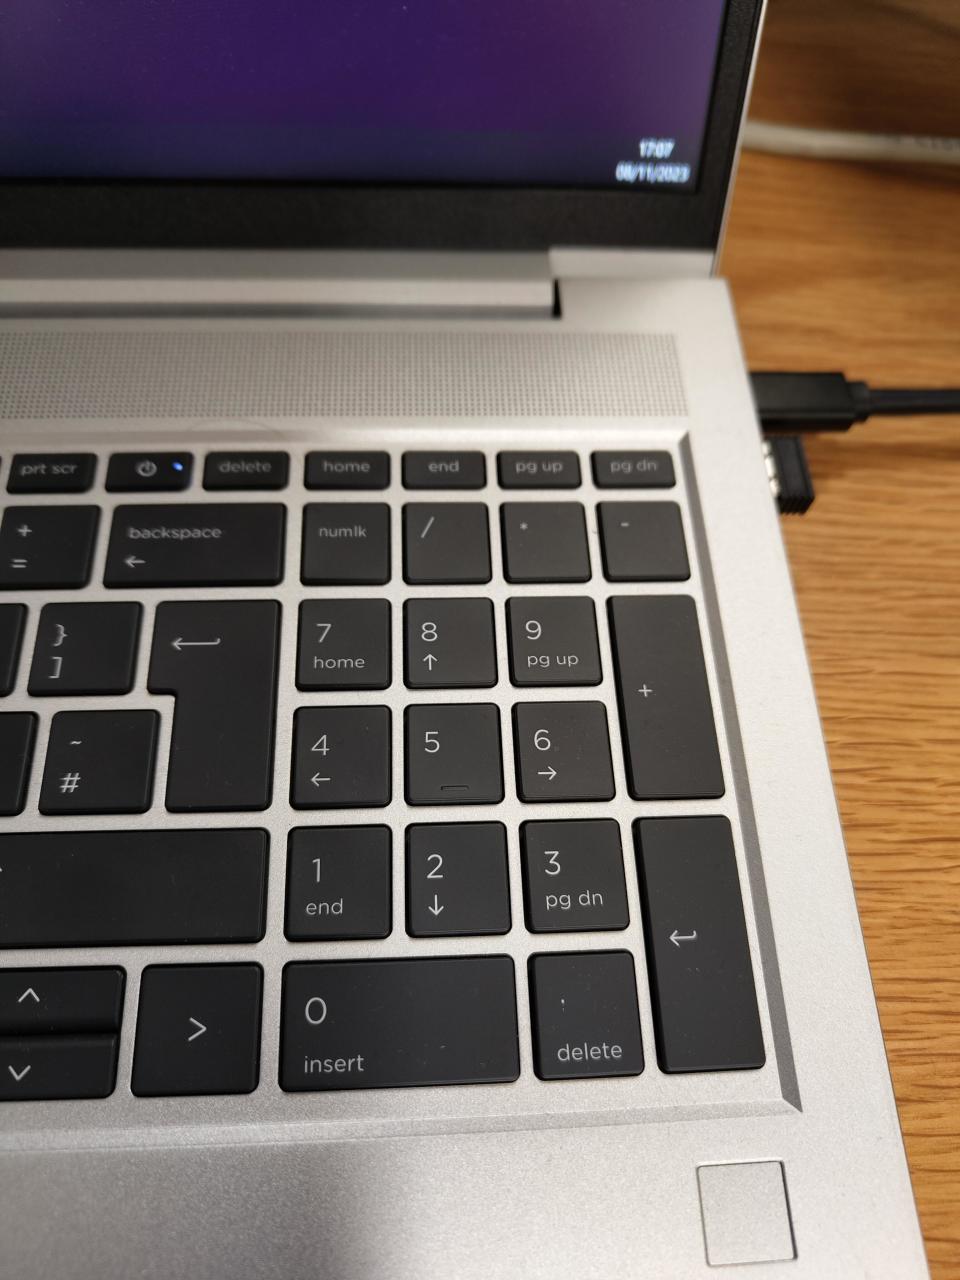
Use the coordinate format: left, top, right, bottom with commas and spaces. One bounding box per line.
751, 371, 960, 432
858, 386, 960, 418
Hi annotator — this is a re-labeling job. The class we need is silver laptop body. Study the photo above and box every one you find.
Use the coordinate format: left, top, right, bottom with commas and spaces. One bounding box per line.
0, 0, 929, 1275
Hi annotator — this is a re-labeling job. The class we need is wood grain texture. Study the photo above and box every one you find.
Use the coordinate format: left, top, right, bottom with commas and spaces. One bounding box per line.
748, 0, 959, 135
721, 72, 960, 1280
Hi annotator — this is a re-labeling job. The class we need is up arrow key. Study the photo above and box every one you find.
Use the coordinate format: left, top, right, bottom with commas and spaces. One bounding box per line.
17, 987, 40, 1004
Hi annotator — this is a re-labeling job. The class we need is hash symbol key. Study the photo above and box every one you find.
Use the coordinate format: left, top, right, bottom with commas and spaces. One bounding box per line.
39, 710, 158, 815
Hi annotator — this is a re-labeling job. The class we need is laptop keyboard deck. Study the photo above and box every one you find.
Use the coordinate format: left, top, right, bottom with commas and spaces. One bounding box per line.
0, 439, 780, 1123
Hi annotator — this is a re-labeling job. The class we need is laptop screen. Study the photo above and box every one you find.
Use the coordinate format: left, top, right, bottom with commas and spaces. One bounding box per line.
0, 1, 727, 192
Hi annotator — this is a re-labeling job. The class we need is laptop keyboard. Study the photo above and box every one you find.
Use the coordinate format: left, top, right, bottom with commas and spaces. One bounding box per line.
0, 444, 768, 1108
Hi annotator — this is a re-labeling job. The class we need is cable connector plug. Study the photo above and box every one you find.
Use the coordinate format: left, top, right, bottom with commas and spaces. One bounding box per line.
763, 435, 815, 514
751, 371, 960, 432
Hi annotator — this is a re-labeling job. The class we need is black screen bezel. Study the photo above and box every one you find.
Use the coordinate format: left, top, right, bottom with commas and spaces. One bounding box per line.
0, 0, 763, 251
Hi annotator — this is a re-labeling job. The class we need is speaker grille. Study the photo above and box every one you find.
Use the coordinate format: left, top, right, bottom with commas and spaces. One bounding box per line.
0, 329, 686, 420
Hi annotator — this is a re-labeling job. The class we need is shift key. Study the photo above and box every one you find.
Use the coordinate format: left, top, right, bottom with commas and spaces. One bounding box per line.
104, 504, 286, 587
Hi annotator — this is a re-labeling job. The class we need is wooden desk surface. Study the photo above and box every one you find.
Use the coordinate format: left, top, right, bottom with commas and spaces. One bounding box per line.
722, 147, 960, 1277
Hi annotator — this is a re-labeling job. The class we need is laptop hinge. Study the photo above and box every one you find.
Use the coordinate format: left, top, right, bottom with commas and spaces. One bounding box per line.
0, 249, 556, 318
550, 248, 714, 281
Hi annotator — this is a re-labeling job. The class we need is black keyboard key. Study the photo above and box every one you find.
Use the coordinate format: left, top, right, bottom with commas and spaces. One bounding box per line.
403, 451, 485, 489
0, 1036, 118, 1101
403, 503, 490, 584
598, 501, 689, 582
404, 598, 496, 689
497, 452, 581, 489
297, 599, 391, 691
609, 596, 723, 799
405, 704, 503, 805
8, 453, 96, 494
0, 968, 124, 1035
286, 826, 391, 941
0, 829, 267, 948
281, 956, 519, 1091
529, 951, 643, 1080
39, 710, 158, 815
0, 713, 36, 815
106, 452, 192, 492
291, 706, 391, 809
406, 823, 510, 937
501, 502, 590, 583
513, 701, 614, 802
635, 816, 764, 1072
105, 503, 285, 587
0, 505, 99, 590
592, 450, 675, 488
301, 502, 390, 585
305, 451, 390, 490
28, 602, 141, 695
149, 601, 280, 812
203, 451, 288, 489
506, 596, 601, 687
132, 965, 262, 1097
521, 820, 628, 933
0, 604, 26, 695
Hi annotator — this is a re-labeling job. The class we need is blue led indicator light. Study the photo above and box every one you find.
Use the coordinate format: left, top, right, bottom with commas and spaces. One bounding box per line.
172, 461, 184, 472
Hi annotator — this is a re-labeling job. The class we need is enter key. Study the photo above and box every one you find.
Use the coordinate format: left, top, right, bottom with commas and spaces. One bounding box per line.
635, 815, 765, 1073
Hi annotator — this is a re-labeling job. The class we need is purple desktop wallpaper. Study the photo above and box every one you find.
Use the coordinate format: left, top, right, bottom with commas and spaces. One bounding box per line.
0, 0, 727, 188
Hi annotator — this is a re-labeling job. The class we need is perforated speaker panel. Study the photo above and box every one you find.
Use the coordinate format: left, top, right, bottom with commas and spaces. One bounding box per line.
0, 329, 686, 420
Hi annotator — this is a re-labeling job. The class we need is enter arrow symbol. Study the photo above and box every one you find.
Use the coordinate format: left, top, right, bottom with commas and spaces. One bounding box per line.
172, 636, 222, 651
124, 555, 145, 568
669, 929, 698, 947
7, 1064, 31, 1082
427, 895, 444, 916
187, 1017, 206, 1043
17, 987, 39, 1004
537, 766, 557, 781
422, 653, 438, 669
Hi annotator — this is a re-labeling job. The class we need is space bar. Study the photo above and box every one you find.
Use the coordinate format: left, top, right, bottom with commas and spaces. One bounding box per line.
0, 830, 267, 948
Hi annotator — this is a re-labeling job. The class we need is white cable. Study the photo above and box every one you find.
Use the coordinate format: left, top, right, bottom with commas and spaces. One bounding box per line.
742, 120, 960, 166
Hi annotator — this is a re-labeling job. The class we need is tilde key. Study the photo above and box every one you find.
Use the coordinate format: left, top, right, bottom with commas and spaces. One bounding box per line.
148, 601, 280, 812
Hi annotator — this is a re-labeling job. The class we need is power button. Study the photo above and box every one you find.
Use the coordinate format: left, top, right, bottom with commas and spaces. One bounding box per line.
106, 453, 193, 492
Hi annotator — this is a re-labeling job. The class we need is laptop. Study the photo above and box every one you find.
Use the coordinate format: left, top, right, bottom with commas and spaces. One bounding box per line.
0, 1, 930, 1276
